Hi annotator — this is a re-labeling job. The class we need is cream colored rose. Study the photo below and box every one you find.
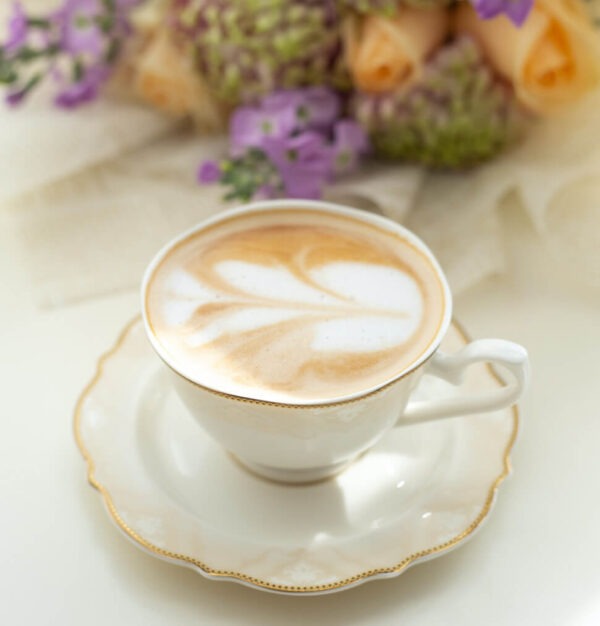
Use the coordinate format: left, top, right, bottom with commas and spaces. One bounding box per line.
344, 6, 449, 94
454, 0, 600, 115
134, 29, 225, 130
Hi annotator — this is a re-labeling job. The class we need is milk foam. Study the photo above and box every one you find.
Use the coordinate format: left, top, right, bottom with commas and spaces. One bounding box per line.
216, 261, 342, 306
146, 210, 446, 402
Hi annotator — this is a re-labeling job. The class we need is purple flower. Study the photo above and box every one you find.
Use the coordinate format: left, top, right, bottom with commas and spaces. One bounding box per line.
255, 184, 277, 200
263, 87, 341, 131
230, 105, 297, 156
216, 87, 369, 201
471, 0, 534, 27
4, 2, 28, 54
296, 87, 341, 129
54, 64, 108, 108
197, 160, 221, 184
1, 0, 138, 108
230, 87, 342, 159
54, 0, 105, 57
332, 120, 370, 175
5, 89, 26, 107
263, 132, 335, 199
261, 90, 306, 116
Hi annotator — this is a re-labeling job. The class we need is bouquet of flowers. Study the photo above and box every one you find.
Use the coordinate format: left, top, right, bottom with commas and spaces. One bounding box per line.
2, 0, 600, 201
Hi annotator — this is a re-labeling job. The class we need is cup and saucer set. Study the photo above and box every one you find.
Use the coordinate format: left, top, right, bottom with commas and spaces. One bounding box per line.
75, 200, 529, 596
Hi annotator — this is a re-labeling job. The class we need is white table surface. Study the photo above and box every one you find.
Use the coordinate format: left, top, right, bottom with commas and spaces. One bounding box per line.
1, 205, 599, 626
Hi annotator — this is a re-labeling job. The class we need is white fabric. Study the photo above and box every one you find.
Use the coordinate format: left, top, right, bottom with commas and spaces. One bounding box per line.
2, 131, 227, 307
0, 90, 178, 204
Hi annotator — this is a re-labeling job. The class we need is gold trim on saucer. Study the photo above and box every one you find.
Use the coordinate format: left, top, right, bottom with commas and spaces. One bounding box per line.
74, 315, 519, 595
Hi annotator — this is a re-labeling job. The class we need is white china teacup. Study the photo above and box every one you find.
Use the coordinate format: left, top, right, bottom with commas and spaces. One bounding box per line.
142, 200, 529, 484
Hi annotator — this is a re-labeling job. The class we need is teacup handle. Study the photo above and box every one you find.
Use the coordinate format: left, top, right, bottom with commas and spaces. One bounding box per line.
400, 339, 530, 426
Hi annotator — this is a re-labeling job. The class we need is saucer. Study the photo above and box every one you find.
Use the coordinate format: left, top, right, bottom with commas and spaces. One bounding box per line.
75, 317, 518, 595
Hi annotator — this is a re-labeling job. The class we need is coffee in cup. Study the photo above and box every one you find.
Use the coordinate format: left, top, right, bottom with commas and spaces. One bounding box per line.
144, 207, 447, 403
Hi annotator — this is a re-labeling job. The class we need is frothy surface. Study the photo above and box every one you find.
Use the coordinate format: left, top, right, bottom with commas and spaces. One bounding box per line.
145, 209, 446, 402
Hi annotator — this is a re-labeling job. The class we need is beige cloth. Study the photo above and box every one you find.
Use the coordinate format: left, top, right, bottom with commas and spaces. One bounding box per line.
0, 92, 178, 205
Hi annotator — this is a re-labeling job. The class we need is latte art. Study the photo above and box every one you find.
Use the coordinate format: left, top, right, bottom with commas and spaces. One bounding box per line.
145, 209, 446, 402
